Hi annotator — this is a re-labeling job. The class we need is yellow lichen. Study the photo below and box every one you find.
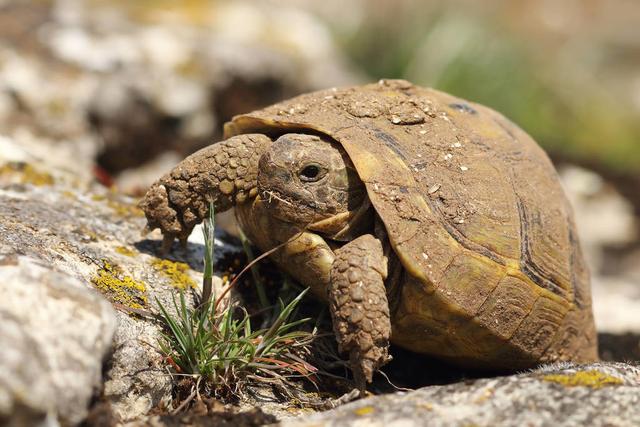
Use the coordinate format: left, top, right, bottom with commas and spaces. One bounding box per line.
152, 259, 196, 290
101, 0, 214, 25
91, 193, 144, 217
91, 261, 147, 309
353, 406, 375, 416
473, 387, 494, 404
84, 230, 99, 242
416, 403, 434, 411
107, 199, 144, 217
0, 162, 54, 186
115, 246, 137, 257
72, 226, 102, 242
542, 370, 623, 388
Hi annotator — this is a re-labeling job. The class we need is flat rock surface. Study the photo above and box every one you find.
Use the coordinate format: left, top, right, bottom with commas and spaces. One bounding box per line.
282, 362, 640, 427
0, 256, 116, 426
0, 140, 231, 422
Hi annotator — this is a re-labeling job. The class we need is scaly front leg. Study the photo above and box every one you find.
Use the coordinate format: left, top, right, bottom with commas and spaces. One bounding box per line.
139, 134, 272, 250
329, 234, 392, 392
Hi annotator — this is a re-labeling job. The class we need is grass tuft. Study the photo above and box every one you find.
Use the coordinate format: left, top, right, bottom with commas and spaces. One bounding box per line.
156, 202, 317, 402
156, 289, 316, 399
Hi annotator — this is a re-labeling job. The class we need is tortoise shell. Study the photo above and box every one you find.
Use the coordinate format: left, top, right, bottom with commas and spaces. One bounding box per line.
224, 79, 598, 367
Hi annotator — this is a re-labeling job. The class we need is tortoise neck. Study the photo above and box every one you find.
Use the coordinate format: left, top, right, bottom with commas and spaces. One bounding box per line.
307, 197, 374, 242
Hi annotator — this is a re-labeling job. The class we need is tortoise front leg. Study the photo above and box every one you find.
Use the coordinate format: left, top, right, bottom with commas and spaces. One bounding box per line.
330, 234, 392, 391
139, 134, 272, 249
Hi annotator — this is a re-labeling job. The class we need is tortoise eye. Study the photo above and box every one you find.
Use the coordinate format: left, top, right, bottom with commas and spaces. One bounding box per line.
299, 164, 325, 182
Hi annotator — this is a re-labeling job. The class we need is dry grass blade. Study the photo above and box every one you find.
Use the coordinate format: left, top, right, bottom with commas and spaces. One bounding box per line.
213, 228, 306, 312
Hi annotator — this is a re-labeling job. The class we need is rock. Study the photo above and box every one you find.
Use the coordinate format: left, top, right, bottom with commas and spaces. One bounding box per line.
122, 406, 277, 427
0, 256, 116, 426
0, 137, 230, 423
559, 165, 640, 335
282, 362, 640, 427
560, 165, 637, 270
0, 0, 359, 194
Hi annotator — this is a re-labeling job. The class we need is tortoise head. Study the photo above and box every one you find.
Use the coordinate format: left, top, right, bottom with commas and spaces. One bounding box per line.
257, 133, 371, 240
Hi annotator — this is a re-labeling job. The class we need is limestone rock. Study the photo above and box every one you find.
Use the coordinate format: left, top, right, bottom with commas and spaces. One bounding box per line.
0, 256, 116, 426
0, 0, 358, 193
282, 363, 640, 427
0, 140, 230, 423
560, 165, 640, 335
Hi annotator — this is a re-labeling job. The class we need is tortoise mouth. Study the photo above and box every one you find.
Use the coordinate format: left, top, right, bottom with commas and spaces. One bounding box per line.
259, 187, 322, 225
260, 187, 372, 242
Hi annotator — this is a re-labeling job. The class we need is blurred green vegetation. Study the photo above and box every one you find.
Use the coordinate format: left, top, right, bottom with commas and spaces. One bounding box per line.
328, 6, 640, 175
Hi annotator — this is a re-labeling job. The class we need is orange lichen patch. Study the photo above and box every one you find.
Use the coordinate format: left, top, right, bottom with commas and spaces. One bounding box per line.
0, 162, 54, 186
91, 261, 147, 309
152, 259, 196, 290
542, 370, 624, 388
115, 246, 137, 257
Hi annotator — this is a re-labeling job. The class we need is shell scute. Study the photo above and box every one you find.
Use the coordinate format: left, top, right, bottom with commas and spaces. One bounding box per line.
475, 276, 539, 340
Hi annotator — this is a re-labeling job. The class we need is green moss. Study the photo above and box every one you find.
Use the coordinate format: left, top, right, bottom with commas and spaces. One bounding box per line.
115, 246, 137, 257
92, 261, 147, 309
152, 259, 196, 290
0, 162, 54, 186
542, 370, 623, 389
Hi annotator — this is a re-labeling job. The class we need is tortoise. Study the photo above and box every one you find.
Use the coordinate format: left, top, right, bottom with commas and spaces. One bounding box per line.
140, 79, 598, 389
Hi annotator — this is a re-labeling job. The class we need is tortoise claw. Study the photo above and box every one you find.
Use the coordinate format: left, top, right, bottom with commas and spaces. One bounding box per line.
141, 225, 153, 237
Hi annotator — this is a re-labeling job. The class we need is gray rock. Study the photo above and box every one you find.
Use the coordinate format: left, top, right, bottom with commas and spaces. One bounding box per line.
0, 256, 116, 426
282, 362, 640, 427
560, 165, 640, 335
0, 1, 358, 193
0, 143, 228, 423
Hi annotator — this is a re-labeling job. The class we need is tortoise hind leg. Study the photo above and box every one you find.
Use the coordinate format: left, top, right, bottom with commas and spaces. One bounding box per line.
330, 234, 392, 391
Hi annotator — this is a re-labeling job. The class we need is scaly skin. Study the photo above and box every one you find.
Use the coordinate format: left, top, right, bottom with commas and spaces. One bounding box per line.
235, 196, 336, 300
139, 134, 271, 246
329, 234, 392, 390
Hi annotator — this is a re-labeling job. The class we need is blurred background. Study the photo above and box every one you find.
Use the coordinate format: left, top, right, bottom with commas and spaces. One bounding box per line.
0, 0, 638, 355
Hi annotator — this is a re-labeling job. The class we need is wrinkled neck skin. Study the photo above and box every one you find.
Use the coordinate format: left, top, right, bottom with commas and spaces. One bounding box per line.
256, 133, 372, 243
